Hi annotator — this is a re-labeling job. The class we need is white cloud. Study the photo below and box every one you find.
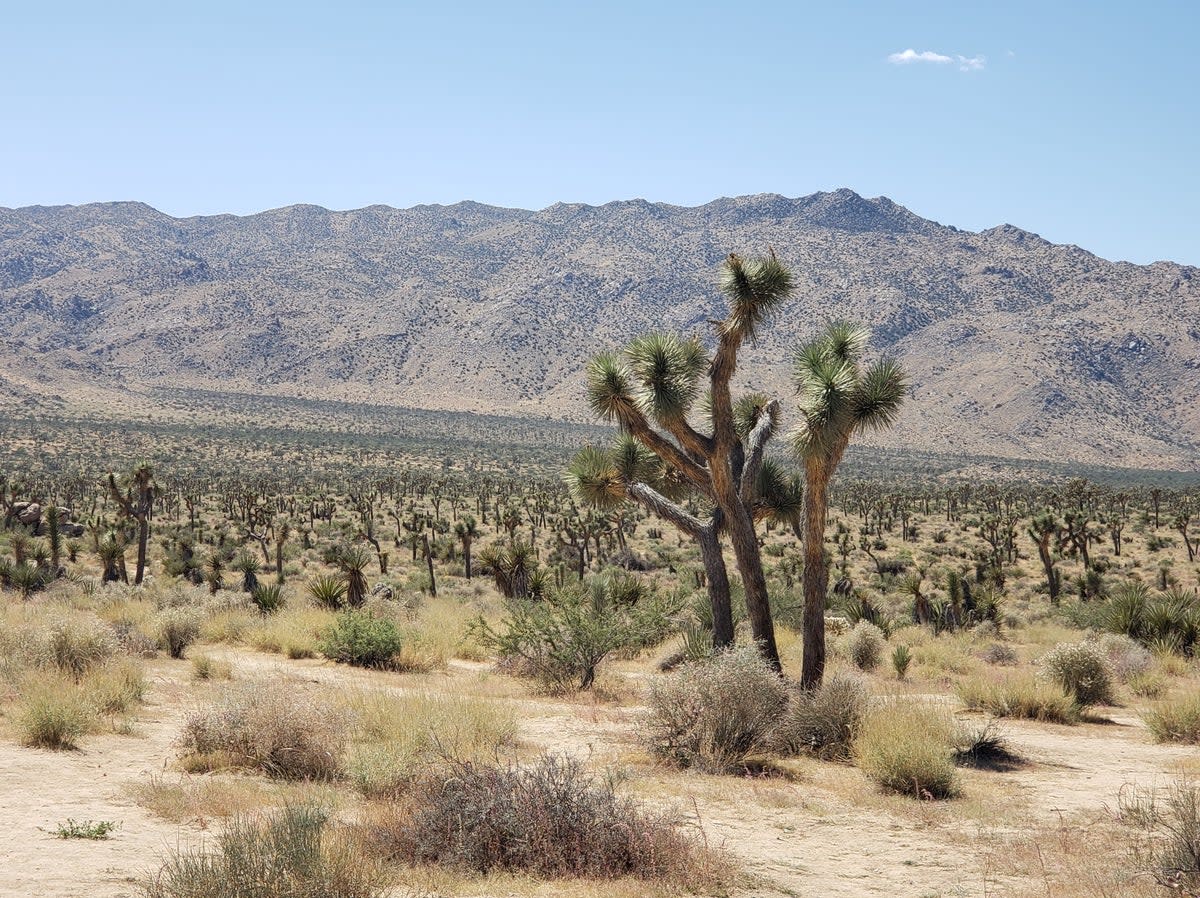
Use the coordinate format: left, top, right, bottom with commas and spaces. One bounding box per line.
888, 48, 986, 72
888, 48, 953, 65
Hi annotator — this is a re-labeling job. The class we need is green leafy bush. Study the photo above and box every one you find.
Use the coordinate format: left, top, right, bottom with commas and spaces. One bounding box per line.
318, 610, 403, 669
475, 574, 680, 691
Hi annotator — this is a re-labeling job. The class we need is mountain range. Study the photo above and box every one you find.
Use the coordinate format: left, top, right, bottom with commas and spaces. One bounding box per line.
1, 189, 1197, 469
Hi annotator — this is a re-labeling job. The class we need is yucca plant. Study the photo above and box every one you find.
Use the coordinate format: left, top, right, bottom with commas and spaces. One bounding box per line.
250, 583, 285, 615
306, 573, 348, 610
333, 544, 372, 607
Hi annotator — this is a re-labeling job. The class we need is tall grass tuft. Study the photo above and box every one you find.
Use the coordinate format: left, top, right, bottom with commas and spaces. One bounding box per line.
854, 700, 959, 799
143, 803, 386, 898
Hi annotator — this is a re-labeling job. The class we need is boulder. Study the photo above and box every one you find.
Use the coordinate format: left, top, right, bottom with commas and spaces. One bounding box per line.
16, 503, 41, 525
369, 582, 395, 601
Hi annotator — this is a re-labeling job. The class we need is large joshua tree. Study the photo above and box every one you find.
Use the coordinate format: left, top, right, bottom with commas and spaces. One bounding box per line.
792, 322, 907, 689
577, 252, 796, 669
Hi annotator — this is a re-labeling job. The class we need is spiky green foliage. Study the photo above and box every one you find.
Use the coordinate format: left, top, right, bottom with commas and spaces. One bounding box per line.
718, 251, 794, 341
791, 323, 907, 461
753, 460, 803, 525
586, 352, 637, 426
624, 332, 708, 423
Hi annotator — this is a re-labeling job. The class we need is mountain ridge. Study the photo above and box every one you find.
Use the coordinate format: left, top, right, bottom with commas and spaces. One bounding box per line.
1, 190, 1197, 469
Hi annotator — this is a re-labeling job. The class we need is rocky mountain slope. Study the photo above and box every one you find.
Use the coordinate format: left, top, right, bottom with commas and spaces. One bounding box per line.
1, 189, 1197, 468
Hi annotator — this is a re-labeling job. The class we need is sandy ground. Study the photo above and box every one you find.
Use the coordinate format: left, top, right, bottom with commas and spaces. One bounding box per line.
1, 649, 1194, 898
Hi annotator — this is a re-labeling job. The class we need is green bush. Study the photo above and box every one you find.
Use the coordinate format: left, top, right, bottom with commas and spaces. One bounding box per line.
318, 610, 403, 669
475, 574, 681, 691
1039, 641, 1114, 707
646, 644, 787, 773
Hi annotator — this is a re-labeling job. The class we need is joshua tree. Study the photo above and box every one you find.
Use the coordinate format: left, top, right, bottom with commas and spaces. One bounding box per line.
107, 463, 155, 585
791, 321, 907, 689
580, 252, 795, 670
454, 515, 479, 580
1028, 511, 1062, 604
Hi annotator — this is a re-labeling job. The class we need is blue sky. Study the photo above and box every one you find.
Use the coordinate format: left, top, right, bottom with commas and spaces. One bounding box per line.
2, 0, 1196, 264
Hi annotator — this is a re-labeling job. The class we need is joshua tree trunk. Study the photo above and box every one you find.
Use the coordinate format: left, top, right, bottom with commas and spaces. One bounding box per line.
423, 533, 437, 597
800, 462, 831, 689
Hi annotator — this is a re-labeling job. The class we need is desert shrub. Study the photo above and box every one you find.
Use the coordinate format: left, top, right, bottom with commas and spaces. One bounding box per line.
953, 719, 1023, 770
1143, 693, 1200, 744
476, 576, 681, 691
344, 691, 517, 798
38, 617, 118, 679
845, 620, 885, 671
646, 644, 787, 773
1096, 632, 1153, 683
144, 803, 385, 898
177, 683, 347, 779
1040, 641, 1114, 707
379, 754, 700, 879
771, 670, 870, 760
1127, 670, 1168, 698
854, 701, 959, 799
957, 672, 1080, 724
16, 675, 95, 749
891, 643, 912, 680
979, 642, 1018, 666
318, 610, 403, 669
157, 608, 201, 659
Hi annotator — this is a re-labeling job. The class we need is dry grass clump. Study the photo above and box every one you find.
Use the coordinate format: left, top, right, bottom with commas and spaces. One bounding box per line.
1143, 693, 1200, 744
14, 672, 95, 749
1119, 780, 1200, 894
645, 644, 787, 773
37, 615, 119, 678
156, 607, 201, 659
177, 682, 348, 779
853, 699, 959, 799
343, 691, 517, 798
374, 754, 711, 882
190, 654, 234, 680
246, 607, 335, 659
1039, 641, 1114, 707
844, 620, 886, 671
144, 803, 387, 898
770, 670, 870, 760
957, 671, 1081, 724
84, 657, 147, 715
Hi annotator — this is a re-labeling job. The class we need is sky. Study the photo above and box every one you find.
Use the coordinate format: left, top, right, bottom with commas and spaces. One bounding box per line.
2, 0, 1197, 264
